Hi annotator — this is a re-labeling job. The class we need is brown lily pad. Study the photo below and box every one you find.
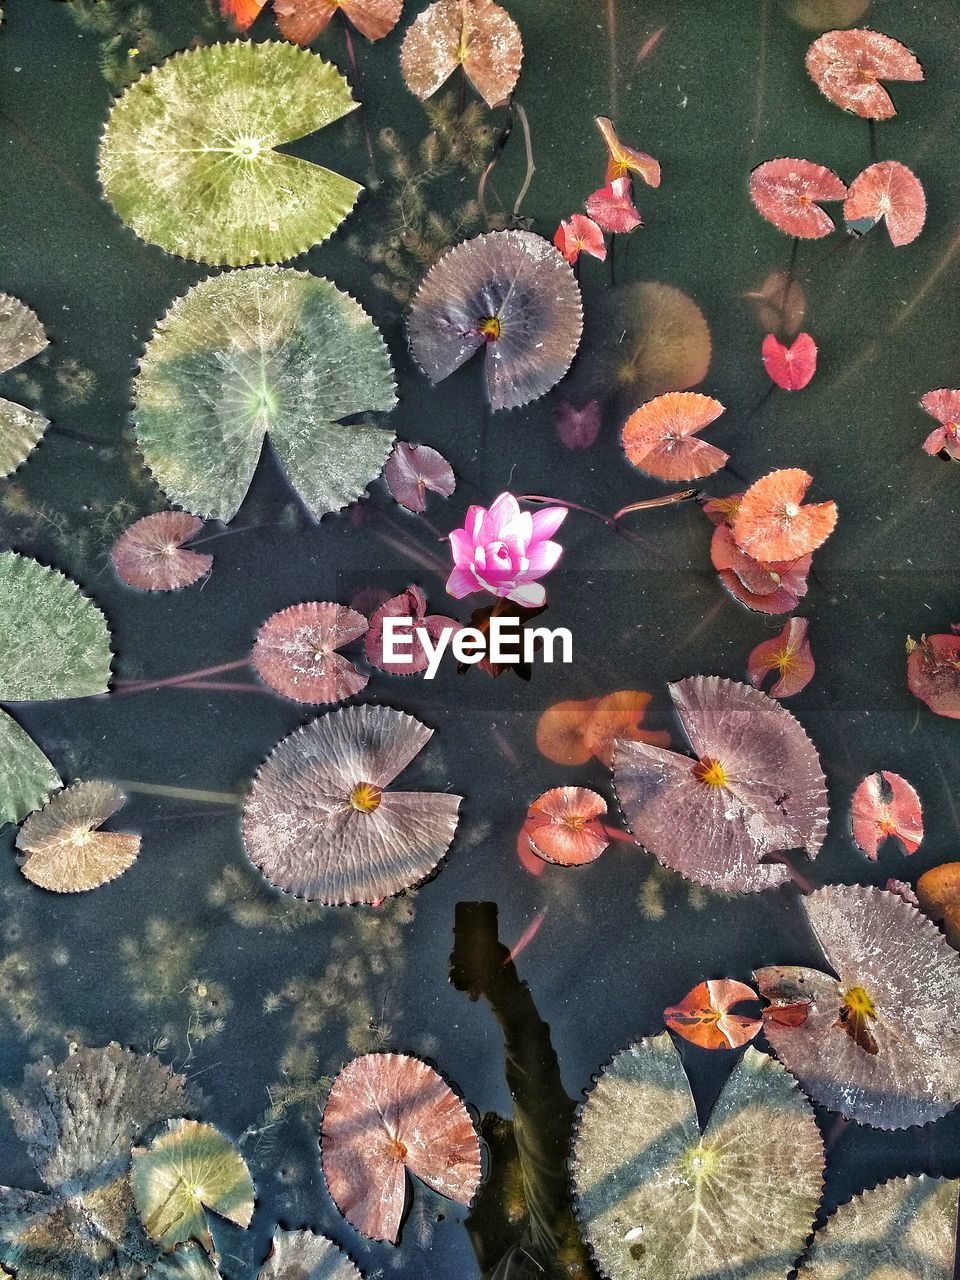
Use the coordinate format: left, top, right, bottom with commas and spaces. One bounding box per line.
16, 781, 140, 893
252, 602, 368, 704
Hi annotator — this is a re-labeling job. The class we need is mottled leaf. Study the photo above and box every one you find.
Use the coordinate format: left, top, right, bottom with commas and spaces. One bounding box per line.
750, 158, 846, 238
252, 602, 368, 704
111, 513, 212, 592
258, 1229, 360, 1280
400, 0, 523, 107
16, 780, 140, 893
806, 28, 923, 119
276, 0, 402, 43
0, 294, 49, 478
0, 708, 61, 829
850, 770, 922, 858
664, 979, 761, 1050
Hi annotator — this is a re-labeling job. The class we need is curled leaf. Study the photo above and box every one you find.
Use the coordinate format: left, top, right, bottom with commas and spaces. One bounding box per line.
112, 512, 212, 592
384, 441, 456, 513
523, 787, 609, 866
16, 781, 139, 893
320, 1053, 481, 1243
747, 617, 815, 698
621, 391, 727, 481
586, 176, 642, 234
664, 979, 761, 1050
920, 389, 960, 460
907, 631, 960, 718
756, 883, 960, 1128
596, 116, 660, 188
407, 230, 583, 411
750, 158, 846, 239
850, 770, 923, 858
252, 602, 368, 704
806, 28, 923, 119
844, 160, 926, 246
613, 676, 828, 893
711, 525, 812, 614
400, 0, 523, 107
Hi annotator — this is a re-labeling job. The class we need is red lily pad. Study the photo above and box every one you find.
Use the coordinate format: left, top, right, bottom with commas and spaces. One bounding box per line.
523, 786, 609, 866
756, 883, 960, 1128
762, 332, 817, 390
111, 512, 212, 592
851, 770, 923, 858
733, 468, 837, 563
384, 442, 455, 513
321, 1052, 481, 1242
907, 631, 960, 718
586, 177, 642, 234
711, 525, 812, 614
920, 389, 960, 460
806, 28, 923, 120
664, 979, 761, 1050
613, 676, 828, 893
252, 602, 368, 704
621, 391, 727, 481
407, 230, 583, 412
364, 586, 457, 675
747, 617, 815, 698
750, 158, 846, 239
243, 704, 461, 903
275, 0, 403, 44
220, 0, 266, 28
844, 161, 926, 246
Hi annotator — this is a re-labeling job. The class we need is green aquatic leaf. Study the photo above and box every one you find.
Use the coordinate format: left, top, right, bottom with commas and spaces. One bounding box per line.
0, 552, 112, 700
130, 1119, 255, 1252
0, 708, 60, 827
0, 294, 49, 478
571, 1032, 824, 1280
99, 41, 362, 266
797, 1175, 958, 1279
134, 267, 396, 522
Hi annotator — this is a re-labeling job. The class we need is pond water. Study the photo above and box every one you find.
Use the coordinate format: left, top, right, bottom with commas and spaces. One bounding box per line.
2, 0, 960, 1276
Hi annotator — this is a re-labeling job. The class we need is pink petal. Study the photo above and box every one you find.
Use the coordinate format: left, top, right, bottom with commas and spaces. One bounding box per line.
531, 506, 568, 540
446, 566, 481, 599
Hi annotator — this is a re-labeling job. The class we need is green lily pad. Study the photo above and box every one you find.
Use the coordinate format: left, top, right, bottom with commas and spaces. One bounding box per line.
99, 41, 362, 266
258, 1229, 360, 1280
0, 552, 113, 701
0, 708, 60, 827
797, 1175, 958, 1279
571, 1032, 824, 1280
130, 1119, 255, 1252
0, 294, 49, 479
134, 267, 396, 522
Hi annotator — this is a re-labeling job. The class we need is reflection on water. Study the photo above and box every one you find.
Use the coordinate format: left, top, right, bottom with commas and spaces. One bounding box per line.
2, 0, 960, 1275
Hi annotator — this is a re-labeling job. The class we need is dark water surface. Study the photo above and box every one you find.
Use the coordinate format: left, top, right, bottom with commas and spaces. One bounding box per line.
2, 0, 960, 1275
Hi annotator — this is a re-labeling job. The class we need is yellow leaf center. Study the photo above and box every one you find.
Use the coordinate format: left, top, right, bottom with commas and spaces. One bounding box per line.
349, 782, 383, 814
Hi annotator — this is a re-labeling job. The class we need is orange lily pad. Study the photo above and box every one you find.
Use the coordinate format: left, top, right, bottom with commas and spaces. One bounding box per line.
664, 979, 761, 1050
220, 0, 267, 28
621, 391, 727, 481
851, 770, 923, 858
747, 617, 815, 698
321, 1052, 481, 1242
806, 28, 923, 119
535, 690, 669, 767
523, 786, 609, 866
733, 468, 837, 563
916, 862, 960, 950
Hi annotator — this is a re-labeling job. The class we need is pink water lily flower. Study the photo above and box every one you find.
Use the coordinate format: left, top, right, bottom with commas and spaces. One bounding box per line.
447, 492, 566, 606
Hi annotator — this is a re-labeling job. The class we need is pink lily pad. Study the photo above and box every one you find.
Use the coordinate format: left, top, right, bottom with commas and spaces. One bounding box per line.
252, 602, 368, 704
364, 586, 458, 675
111, 512, 212, 592
384, 442, 456, 513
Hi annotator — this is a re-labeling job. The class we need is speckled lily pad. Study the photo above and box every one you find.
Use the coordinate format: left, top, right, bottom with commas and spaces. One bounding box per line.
258, 1228, 361, 1280
0, 294, 49, 478
0, 708, 61, 828
99, 41, 361, 266
134, 268, 396, 523
571, 1032, 824, 1280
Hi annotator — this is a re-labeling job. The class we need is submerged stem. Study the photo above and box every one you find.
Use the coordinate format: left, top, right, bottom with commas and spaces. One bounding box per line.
113, 659, 249, 694
341, 13, 375, 168
111, 780, 243, 806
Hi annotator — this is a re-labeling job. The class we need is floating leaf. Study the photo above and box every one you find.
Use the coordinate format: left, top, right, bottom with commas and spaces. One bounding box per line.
0, 1044, 191, 1280
917, 862, 960, 949
762, 332, 818, 390
613, 676, 828, 893
844, 160, 926, 245
220, 0, 266, 28
536, 690, 669, 767
907, 631, 960, 718
664, 979, 761, 1050
920, 389, 960, 460
99, 41, 361, 266
131, 1119, 255, 1252
252, 602, 368, 704
276, 0, 402, 43
523, 787, 609, 866
16, 780, 139, 893
243, 703, 462, 903
384, 442, 456, 513
596, 116, 660, 188
747, 617, 815, 698
0, 551, 112, 700
363, 586, 457, 675
407, 230, 583, 412
621, 391, 727, 481
258, 1229, 360, 1280
555, 400, 602, 450
152, 1244, 223, 1279
554, 213, 607, 265
733, 468, 837, 563
586, 177, 642, 234
806, 28, 923, 119
0, 709, 61, 828
797, 1175, 959, 1280
851, 771, 923, 858
0, 294, 49, 479
756, 883, 960, 1128
571, 1033, 823, 1280
750, 158, 846, 238
134, 267, 396, 523
711, 525, 812, 614
399, 0, 523, 107
111, 513, 212, 592
321, 1053, 481, 1243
